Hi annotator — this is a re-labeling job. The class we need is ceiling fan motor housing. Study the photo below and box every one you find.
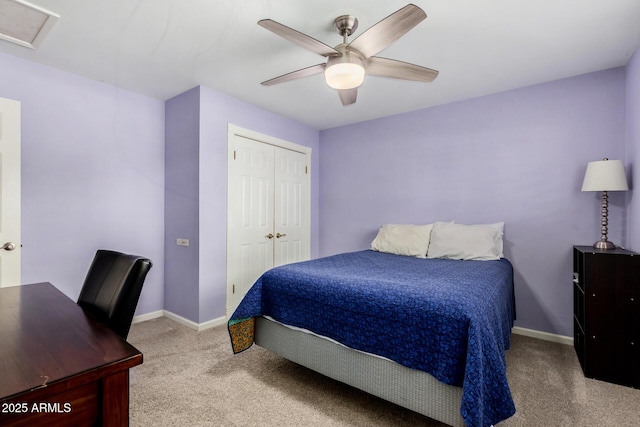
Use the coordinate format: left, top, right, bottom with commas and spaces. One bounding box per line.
334, 15, 358, 37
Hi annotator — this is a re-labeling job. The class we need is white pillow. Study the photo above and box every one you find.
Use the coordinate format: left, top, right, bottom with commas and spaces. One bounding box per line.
426, 222, 504, 261
371, 224, 433, 258
476, 222, 504, 258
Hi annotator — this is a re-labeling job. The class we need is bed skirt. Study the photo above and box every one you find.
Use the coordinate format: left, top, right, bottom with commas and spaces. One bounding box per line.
255, 316, 465, 427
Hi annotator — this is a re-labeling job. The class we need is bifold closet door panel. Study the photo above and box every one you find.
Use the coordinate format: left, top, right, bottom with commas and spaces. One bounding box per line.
228, 135, 275, 306
273, 148, 308, 268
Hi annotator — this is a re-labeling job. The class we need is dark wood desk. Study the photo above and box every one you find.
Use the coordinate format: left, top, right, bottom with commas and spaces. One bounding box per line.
0, 282, 142, 426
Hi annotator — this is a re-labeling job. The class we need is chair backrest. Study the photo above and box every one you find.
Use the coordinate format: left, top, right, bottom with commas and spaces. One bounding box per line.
77, 249, 152, 339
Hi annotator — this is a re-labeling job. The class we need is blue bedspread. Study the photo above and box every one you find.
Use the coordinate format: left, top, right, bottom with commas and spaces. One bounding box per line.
228, 250, 516, 427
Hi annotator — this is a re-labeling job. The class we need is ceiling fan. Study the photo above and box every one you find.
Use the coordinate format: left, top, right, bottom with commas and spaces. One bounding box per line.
258, 4, 439, 106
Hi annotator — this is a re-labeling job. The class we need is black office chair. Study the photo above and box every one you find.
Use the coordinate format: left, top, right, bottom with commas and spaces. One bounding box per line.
77, 249, 152, 340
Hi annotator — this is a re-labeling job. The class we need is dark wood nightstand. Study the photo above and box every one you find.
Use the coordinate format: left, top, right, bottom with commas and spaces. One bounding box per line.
573, 245, 639, 388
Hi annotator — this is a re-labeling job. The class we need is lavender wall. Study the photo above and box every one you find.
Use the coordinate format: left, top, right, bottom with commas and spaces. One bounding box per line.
0, 52, 165, 314
319, 68, 627, 337
164, 87, 200, 319
164, 86, 320, 323
626, 46, 640, 252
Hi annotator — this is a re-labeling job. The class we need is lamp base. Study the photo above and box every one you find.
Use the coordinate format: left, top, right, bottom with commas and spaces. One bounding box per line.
593, 240, 616, 249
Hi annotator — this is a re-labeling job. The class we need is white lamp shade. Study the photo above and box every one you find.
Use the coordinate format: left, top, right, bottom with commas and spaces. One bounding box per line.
581, 159, 629, 192
324, 49, 365, 90
325, 62, 365, 90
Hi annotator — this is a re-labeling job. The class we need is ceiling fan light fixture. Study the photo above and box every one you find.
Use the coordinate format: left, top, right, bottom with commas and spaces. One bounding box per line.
325, 62, 365, 90
324, 49, 365, 90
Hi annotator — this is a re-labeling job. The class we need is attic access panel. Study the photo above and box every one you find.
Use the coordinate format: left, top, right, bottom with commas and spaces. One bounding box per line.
0, 0, 58, 49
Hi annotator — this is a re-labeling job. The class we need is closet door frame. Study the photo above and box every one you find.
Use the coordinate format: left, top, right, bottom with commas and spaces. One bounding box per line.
226, 124, 311, 316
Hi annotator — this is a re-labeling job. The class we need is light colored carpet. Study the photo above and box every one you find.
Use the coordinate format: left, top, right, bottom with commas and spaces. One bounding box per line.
128, 317, 640, 426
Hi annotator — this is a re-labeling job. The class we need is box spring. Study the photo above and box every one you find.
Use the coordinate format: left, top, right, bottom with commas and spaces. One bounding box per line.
255, 316, 465, 427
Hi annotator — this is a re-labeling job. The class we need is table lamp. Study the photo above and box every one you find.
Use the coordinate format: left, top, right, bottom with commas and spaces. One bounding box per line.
581, 158, 629, 249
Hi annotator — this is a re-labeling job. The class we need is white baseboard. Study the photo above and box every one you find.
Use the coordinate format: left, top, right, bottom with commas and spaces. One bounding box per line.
133, 310, 226, 331
512, 326, 573, 346
159, 310, 199, 330
132, 310, 164, 324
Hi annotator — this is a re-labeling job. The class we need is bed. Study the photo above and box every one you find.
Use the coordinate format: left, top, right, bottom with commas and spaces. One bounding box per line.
228, 244, 516, 427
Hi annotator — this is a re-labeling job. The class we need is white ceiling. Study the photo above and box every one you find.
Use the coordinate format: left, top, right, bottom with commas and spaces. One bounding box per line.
1, 0, 639, 130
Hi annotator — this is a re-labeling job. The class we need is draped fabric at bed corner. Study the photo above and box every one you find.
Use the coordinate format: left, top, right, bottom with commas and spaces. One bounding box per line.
228, 250, 516, 427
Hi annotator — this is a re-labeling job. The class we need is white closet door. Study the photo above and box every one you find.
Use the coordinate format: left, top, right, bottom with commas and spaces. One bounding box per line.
228, 135, 275, 309
273, 148, 308, 267
227, 125, 311, 316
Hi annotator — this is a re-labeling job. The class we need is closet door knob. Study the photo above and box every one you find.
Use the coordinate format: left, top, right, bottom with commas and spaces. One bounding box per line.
265, 233, 274, 239
276, 233, 287, 238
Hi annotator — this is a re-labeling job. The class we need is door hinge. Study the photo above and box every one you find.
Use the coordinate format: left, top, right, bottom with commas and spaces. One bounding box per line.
305, 165, 308, 174
233, 150, 237, 160
232, 284, 235, 294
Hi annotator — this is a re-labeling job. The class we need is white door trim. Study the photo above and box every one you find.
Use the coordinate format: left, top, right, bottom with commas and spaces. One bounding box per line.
228, 124, 312, 155
226, 123, 311, 316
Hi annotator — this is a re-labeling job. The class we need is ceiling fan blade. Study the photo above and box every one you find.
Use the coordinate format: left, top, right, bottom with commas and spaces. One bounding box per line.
366, 56, 438, 82
258, 19, 340, 57
348, 4, 426, 59
338, 88, 358, 106
261, 63, 326, 86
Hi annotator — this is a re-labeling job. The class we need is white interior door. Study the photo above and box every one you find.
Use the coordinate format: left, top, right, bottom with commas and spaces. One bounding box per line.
228, 135, 275, 310
227, 124, 311, 315
273, 147, 308, 267
0, 97, 21, 288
